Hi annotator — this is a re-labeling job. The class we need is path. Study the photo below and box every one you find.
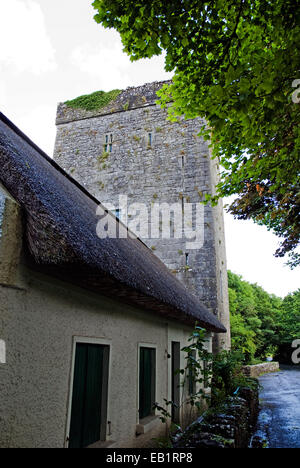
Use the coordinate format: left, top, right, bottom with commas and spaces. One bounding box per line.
253, 365, 300, 448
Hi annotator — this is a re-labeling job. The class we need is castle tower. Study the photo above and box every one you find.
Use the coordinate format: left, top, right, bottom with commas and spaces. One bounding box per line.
54, 81, 231, 352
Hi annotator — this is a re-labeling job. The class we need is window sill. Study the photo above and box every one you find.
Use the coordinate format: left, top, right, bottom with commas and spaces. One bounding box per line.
136, 415, 160, 435
87, 440, 117, 449
203, 387, 211, 395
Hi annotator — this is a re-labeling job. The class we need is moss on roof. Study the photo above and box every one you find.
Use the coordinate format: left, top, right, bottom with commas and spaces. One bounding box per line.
65, 89, 121, 111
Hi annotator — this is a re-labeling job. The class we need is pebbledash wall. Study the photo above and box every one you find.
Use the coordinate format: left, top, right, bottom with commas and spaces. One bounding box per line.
54, 81, 231, 352
0, 265, 204, 448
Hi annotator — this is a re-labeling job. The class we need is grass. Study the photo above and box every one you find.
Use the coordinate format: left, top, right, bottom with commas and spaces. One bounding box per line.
65, 89, 121, 112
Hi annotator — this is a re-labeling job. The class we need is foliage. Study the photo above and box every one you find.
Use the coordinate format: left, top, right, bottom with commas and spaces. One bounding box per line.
97, 150, 110, 166
228, 270, 281, 362
92, 0, 300, 267
65, 89, 121, 111
278, 289, 300, 343
153, 324, 254, 446
228, 270, 300, 363
152, 324, 212, 446
153, 325, 212, 424
181, 326, 213, 407
210, 349, 259, 404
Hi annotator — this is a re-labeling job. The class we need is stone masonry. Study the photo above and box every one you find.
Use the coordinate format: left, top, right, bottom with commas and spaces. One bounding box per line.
242, 362, 280, 378
53, 81, 231, 351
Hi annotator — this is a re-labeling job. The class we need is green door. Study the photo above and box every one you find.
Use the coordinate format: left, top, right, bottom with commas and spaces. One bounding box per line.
139, 347, 156, 420
171, 342, 180, 423
69, 343, 109, 448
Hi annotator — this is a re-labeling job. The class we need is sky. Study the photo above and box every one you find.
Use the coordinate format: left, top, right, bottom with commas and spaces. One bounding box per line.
0, 0, 298, 297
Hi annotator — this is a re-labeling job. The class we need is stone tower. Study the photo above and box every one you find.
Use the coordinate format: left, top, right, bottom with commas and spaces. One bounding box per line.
53, 81, 231, 352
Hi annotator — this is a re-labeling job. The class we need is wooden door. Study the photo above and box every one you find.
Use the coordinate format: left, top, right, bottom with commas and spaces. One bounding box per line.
68, 343, 109, 448
139, 347, 156, 420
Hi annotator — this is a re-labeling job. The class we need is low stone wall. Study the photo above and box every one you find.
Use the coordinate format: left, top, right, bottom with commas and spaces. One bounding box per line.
242, 362, 280, 378
173, 386, 259, 449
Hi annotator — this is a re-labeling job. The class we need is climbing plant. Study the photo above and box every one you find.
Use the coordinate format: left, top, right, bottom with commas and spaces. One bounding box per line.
153, 323, 254, 446
153, 324, 213, 446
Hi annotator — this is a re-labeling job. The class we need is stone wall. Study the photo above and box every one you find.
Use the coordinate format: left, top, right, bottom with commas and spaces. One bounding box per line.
173, 386, 259, 449
54, 81, 231, 351
242, 362, 280, 378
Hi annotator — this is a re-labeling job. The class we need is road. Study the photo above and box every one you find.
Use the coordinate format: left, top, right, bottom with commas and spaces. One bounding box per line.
253, 365, 300, 448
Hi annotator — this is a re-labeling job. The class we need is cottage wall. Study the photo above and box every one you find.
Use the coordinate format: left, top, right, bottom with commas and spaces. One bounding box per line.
0, 263, 209, 448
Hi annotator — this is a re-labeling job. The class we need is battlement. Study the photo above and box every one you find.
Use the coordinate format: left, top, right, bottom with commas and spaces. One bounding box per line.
56, 80, 171, 125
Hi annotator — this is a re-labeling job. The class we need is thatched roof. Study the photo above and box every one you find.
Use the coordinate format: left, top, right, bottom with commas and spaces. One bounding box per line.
0, 112, 226, 333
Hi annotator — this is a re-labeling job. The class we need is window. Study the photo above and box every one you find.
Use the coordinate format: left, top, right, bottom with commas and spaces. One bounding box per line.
104, 134, 113, 153
148, 132, 152, 147
220, 270, 223, 301
139, 347, 156, 420
111, 208, 121, 220
185, 253, 189, 267
68, 343, 110, 448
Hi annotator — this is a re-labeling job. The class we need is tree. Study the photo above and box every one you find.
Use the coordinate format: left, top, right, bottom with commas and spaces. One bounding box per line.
92, 0, 300, 267
227, 271, 282, 363
227, 270, 300, 363
278, 289, 300, 343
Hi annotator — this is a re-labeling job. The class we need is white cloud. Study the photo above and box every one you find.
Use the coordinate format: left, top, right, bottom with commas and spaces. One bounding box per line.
71, 42, 130, 90
224, 212, 299, 298
70, 29, 172, 91
17, 104, 57, 156
0, 80, 7, 107
0, 0, 56, 74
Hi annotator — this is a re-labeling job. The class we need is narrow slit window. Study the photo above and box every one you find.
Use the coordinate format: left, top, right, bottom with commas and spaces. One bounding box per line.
112, 208, 121, 220
148, 132, 152, 147
185, 253, 189, 266
104, 134, 113, 153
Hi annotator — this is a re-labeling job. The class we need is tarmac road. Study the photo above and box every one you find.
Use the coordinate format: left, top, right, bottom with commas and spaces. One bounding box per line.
253, 365, 300, 448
